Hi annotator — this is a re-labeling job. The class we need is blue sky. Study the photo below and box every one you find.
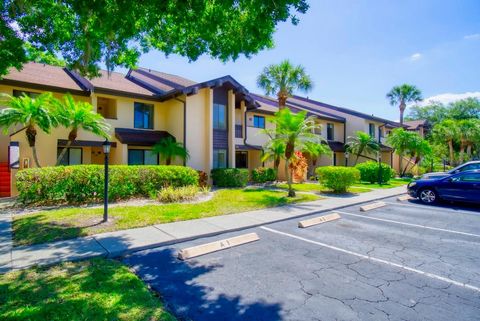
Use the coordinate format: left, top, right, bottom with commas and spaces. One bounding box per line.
134, 0, 480, 120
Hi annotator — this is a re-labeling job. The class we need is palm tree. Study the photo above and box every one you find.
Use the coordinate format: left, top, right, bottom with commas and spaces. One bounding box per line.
346, 131, 380, 165
53, 94, 111, 166
386, 128, 419, 176
0, 92, 57, 167
386, 84, 422, 125
260, 138, 285, 180
303, 141, 332, 177
152, 137, 190, 165
257, 60, 313, 108
264, 108, 321, 197
432, 119, 459, 166
458, 119, 480, 163
403, 137, 432, 176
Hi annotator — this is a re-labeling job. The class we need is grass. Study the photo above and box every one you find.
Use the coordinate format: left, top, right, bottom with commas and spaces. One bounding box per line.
0, 258, 175, 321
353, 178, 412, 189
13, 188, 318, 246
277, 182, 372, 194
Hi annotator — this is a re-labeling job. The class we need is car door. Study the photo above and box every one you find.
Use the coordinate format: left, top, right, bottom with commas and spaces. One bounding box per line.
436, 173, 480, 201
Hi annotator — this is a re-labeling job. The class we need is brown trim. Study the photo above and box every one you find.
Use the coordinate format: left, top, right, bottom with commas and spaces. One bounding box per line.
0, 79, 89, 96
57, 139, 117, 148
93, 87, 160, 102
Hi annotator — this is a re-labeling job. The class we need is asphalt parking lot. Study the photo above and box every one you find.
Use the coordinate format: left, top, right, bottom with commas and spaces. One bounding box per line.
123, 196, 480, 321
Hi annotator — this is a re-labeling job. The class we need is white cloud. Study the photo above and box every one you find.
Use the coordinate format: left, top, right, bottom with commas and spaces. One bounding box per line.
409, 53, 422, 61
464, 33, 480, 40
412, 92, 480, 107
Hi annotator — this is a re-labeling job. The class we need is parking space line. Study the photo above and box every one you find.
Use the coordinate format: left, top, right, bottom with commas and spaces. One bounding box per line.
382, 201, 480, 216
260, 226, 480, 293
335, 210, 480, 238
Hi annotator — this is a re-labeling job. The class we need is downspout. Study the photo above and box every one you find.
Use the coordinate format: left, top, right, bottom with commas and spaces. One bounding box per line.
174, 97, 187, 166
343, 121, 347, 166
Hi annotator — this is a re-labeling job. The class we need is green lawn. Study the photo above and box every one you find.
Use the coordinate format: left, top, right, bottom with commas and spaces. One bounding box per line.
277, 183, 372, 194
353, 178, 411, 189
0, 258, 175, 321
13, 188, 318, 246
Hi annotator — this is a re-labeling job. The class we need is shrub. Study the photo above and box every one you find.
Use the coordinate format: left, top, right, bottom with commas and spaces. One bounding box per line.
316, 166, 360, 193
251, 167, 277, 183
16, 165, 199, 205
211, 168, 249, 187
197, 170, 209, 187
157, 185, 199, 203
355, 161, 396, 184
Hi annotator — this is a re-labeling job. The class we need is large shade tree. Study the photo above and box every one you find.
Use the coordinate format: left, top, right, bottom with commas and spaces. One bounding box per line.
264, 108, 321, 197
1, 1, 309, 77
432, 119, 460, 166
386, 84, 423, 125
346, 131, 380, 165
0, 93, 57, 167
53, 94, 111, 166
257, 60, 313, 108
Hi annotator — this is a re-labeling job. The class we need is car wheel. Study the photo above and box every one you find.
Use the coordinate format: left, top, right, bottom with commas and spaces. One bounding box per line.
419, 188, 437, 204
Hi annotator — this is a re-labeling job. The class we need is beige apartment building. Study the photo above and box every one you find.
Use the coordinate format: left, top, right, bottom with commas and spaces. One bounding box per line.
0, 63, 403, 197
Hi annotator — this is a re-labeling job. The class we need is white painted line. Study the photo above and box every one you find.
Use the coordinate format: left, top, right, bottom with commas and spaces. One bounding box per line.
383, 201, 480, 216
177, 233, 259, 260
260, 226, 480, 293
335, 210, 480, 238
360, 201, 386, 212
298, 213, 341, 228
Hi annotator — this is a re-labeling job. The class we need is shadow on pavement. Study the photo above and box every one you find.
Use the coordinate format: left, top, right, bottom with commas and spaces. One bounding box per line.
123, 248, 283, 321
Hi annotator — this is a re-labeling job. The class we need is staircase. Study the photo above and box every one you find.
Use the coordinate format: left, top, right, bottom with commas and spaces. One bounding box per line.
0, 162, 10, 198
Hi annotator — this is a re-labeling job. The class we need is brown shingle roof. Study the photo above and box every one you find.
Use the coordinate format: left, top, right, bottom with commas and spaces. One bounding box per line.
88, 70, 157, 97
135, 67, 197, 88
1, 62, 83, 92
404, 120, 426, 130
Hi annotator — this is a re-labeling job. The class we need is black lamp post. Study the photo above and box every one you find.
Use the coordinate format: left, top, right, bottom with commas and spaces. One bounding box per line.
345, 151, 349, 166
102, 139, 111, 222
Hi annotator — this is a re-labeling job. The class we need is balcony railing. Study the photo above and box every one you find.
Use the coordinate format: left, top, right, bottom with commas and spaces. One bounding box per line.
235, 124, 243, 138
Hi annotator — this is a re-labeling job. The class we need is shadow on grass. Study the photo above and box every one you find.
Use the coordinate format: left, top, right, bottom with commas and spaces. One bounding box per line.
0, 258, 174, 321
124, 249, 282, 321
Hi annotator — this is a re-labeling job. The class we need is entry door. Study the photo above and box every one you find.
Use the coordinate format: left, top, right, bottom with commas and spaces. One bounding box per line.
235, 151, 248, 168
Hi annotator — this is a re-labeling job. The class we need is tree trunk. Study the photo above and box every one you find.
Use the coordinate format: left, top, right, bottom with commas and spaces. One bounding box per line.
459, 140, 466, 164
398, 153, 403, 177
278, 94, 288, 109
448, 140, 454, 166
274, 156, 280, 181
467, 144, 472, 158
399, 101, 406, 126
166, 157, 171, 165
286, 158, 295, 197
26, 125, 41, 168
56, 129, 78, 166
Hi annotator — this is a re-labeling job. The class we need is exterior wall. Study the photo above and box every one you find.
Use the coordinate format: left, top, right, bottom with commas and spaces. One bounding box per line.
185, 88, 211, 173
245, 111, 274, 147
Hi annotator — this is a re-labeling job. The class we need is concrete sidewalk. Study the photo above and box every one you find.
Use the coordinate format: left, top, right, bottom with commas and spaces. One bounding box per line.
1, 186, 406, 272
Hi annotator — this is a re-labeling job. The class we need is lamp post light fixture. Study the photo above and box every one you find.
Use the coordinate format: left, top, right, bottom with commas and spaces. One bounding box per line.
345, 151, 349, 166
102, 139, 111, 222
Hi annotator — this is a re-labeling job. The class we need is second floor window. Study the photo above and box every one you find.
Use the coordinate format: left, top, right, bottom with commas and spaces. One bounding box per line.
369, 123, 375, 137
327, 123, 334, 140
213, 103, 227, 130
253, 115, 265, 128
134, 102, 154, 129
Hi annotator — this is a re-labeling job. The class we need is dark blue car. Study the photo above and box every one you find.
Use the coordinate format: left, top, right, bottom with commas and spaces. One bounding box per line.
407, 170, 480, 205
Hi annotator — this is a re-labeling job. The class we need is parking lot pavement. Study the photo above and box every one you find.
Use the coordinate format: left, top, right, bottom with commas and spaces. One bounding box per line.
123, 197, 480, 321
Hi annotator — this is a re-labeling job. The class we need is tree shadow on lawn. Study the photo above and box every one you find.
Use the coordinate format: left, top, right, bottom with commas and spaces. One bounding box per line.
124, 248, 283, 321
0, 258, 173, 321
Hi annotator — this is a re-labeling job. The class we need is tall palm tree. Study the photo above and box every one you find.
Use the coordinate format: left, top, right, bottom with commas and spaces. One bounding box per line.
403, 138, 432, 176
264, 108, 321, 197
346, 131, 380, 165
303, 141, 332, 177
432, 119, 459, 166
152, 137, 190, 165
386, 84, 422, 125
0, 92, 57, 167
53, 94, 111, 166
257, 60, 313, 108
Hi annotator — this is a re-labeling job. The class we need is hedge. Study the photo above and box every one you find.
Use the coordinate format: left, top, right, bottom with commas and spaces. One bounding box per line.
211, 168, 249, 187
16, 165, 199, 205
316, 166, 360, 193
355, 161, 396, 184
251, 167, 277, 183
